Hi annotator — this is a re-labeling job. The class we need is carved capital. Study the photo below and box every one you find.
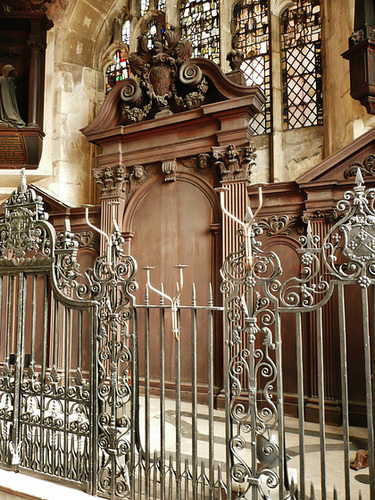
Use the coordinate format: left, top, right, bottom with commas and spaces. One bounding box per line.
162, 158, 177, 182
27, 40, 45, 53
94, 164, 129, 199
212, 142, 256, 182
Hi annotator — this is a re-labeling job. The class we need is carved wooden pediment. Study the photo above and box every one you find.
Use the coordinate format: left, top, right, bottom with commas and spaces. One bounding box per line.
82, 26, 265, 137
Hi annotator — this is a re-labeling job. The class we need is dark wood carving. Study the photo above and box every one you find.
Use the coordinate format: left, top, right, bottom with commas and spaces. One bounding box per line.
342, 0, 375, 113
0, 0, 52, 167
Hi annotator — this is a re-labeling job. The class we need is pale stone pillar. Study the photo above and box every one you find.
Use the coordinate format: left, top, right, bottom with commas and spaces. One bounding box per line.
269, 9, 285, 182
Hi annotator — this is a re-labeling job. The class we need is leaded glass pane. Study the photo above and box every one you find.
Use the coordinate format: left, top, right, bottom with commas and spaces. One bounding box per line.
122, 19, 131, 45
157, 0, 166, 11
179, 0, 220, 65
281, 0, 323, 129
106, 50, 129, 93
233, 0, 270, 135
141, 0, 149, 16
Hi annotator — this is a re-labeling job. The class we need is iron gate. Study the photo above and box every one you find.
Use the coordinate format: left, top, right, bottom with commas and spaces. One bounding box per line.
0, 169, 373, 500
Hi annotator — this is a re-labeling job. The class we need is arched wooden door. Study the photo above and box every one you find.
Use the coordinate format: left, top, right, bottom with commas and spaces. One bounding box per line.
123, 172, 223, 399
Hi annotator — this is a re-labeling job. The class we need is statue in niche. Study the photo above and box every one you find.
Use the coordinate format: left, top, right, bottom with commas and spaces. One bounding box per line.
0, 65, 25, 128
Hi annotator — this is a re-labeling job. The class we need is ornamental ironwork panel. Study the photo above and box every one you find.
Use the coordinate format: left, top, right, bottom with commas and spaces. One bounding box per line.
219, 169, 375, 499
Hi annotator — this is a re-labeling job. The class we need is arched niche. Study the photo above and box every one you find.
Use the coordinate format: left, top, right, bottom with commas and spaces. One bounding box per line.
123, 171, 223, 395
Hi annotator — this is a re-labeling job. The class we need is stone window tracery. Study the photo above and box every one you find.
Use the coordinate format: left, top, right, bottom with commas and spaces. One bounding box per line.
281, 0, 322, 129
232, 0, 270, 135
179, 0, 220, 64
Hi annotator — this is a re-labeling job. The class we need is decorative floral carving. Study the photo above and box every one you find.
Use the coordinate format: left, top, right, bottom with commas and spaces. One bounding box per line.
120, 25, 209, 123
162, 158, 177, 182
344, 154, 375, 179
213, 142, 256, 182
94, 164, 129, 199
257, 215, 305, 235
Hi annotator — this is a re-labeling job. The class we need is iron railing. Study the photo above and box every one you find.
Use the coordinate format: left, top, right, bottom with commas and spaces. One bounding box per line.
0, 169, 373, 499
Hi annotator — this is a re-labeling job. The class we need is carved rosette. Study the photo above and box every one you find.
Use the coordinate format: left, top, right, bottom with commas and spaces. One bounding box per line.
213, 142, 257, 182
94, 165, 129, 199
120, 26, 209, 123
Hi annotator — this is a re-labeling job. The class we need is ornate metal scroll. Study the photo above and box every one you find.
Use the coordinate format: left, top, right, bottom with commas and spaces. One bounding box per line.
220, 206, 282, 498
93, 227, 137, 499
0, 170, 138, 499
220, 168, 375, 498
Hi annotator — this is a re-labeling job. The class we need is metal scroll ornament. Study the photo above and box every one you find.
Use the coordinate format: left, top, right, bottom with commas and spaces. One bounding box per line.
220, 197, 282, 497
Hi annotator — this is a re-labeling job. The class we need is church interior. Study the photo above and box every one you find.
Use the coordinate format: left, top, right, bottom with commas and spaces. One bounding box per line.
0, 0, 375, 498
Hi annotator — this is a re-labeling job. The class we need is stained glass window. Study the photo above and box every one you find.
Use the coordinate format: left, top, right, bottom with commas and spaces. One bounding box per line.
141, 0, 149, 16
179, 0, 220, 65
281, 0, 323, 129
106, 50, 129, 93
122, 19, 131, 45
232, 0, 270, 135
157, 0, 166, 11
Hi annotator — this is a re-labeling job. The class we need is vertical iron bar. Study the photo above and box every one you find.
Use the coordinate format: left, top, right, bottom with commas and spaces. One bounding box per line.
275, 312, 285, 500
64, 307, 70, 479
89, 307, 98, 495
361, 286, 375, 498
338, 284, 350, 499
5, 276, 13, 365
160, 288, 166, 500
175, 307, 182, 499
78, 309, 83, 369
249, 319, 257, 500
317, 307, 327, 499
191, 284, 198, 500
130, 308, 139, 500
224, 294, 233, 500
208, 284, 214, 500
53, 299, 59, 367
40, 276, 48, 474
30, 274, 37, 371
295, 312, 305, 499
12, 273, 26, 456
145, 286, 151, 500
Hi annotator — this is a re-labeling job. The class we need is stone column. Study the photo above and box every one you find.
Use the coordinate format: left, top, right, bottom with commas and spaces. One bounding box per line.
269, 6, 286, 182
